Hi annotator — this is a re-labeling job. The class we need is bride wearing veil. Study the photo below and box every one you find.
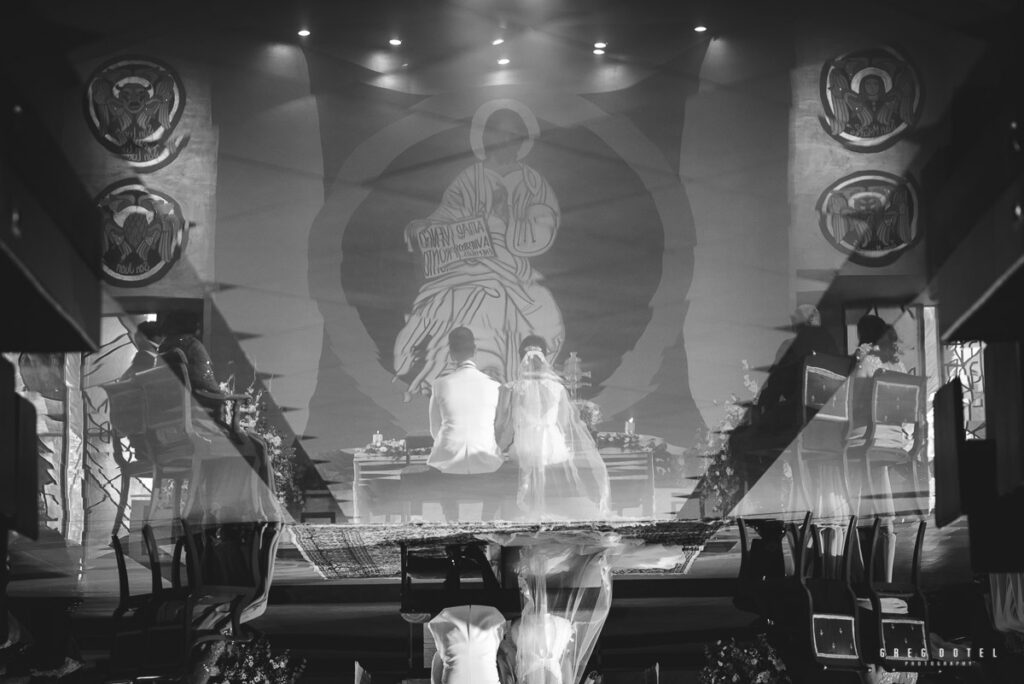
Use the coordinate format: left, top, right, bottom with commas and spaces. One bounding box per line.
427, 339, 689, 684
502, 336, 610, 520
492, 531, 618, 684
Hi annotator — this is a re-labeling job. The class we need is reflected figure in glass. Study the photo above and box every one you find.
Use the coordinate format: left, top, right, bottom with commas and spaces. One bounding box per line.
503, 336, 610, 521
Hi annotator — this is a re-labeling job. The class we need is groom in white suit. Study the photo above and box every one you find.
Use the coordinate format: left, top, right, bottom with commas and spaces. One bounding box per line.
427, 327, 504, 474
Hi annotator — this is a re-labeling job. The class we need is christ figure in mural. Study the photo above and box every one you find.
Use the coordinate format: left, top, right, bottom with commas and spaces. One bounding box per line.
394, 100, 564, 398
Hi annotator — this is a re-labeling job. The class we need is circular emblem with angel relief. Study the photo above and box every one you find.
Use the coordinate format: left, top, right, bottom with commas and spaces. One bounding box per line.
819, 47, 922, 152
817, 171, 919, 266
96, 181, 189, 287
84, 56, 188, 171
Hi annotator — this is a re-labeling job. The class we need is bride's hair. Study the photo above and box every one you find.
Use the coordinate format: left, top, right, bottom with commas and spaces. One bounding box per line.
519, 334, 548, 359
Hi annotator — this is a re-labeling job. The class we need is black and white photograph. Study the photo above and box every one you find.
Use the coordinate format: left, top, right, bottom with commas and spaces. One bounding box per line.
2, 0, 1023, 682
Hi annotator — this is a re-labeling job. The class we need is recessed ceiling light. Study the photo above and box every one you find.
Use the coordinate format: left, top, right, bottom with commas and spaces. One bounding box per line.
492, 38, 504, 46
694, 25, 708, 33
297, 29, 311, 37
497, 57, 510, 65
593, 49, 605, 55
389, 38, 402, 46
594, 42, 607, 49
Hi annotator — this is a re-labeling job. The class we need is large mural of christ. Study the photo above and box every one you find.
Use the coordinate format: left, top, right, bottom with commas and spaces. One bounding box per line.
308, 87, 701, 448
395, 101, 564, 394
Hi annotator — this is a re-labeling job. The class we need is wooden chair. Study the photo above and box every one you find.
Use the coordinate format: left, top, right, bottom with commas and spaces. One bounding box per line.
785, 511, 813, 578
106, 348, 254, 536
159, 348, 252, 442
103, 360, 199, 536
241, 521, 283, 624
204, 520, 281, 626
867, 372, 928, 516
858, 518, 930, 667
109, 525, 241, 682
734, 516, 787, 615
399, 542, 519, 673
399, 542, 518, 623
108, 596, 246, 681
111, 527, 167, 621
735, 513, 811, 632
793, 354, 854, 512
796, 516, 866, 673
177, 518, 265, 634
103, 378, 153, 538
844, 371, 928, 520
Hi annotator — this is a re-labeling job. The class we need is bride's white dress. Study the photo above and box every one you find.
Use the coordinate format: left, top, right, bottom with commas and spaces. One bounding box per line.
508, 349, 609, 519
511, 613, 574, 684
471, 530, 689, 684
512, 377, 571, 469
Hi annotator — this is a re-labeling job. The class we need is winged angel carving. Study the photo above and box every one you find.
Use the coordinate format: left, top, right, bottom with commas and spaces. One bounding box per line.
92, 68, 174, 142
100, 190, 184, 276
825, 56, 917, 140
823, 183, 913, 252
87, 59, 189, 169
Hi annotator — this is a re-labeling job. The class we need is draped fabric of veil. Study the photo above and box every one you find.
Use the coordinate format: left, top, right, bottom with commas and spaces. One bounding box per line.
509, 349, 610, 519
487, 530, 619, 684
183, 432, 285, 525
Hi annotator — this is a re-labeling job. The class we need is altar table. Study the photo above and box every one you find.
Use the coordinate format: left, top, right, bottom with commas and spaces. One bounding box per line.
350, 444, 656, 522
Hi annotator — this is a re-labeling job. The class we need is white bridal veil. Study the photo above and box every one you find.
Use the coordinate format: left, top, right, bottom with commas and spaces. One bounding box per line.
509, 348, 610, 520
490, 530, 620, 684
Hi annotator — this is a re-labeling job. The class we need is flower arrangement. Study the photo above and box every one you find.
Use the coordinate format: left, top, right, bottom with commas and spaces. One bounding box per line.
575, 400, 601, 431
363, 438, 433, 459
856, 342, 878, 358
856, 338, 906, 372
202, 635, 306, 684
364, 438, 410, 459
699, 440, 742, 518
263, 423, 306, 510
695, 361, 759, 517
651, 441, 686, 486
699, 634, 791, 684
222, 380, 307, 509
596, 432, 654, 450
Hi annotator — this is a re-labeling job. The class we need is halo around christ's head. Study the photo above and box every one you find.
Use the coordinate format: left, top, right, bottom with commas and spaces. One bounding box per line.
470, 98, 541, 161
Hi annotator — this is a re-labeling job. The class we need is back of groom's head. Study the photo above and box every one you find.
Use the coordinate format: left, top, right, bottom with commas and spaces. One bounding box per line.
449, 327, 476, 361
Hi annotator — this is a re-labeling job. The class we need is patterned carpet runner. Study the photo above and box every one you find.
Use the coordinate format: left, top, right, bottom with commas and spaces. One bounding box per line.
290, 520, 720, 578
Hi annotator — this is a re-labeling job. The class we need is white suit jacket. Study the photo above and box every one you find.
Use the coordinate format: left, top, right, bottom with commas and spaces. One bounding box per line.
427, 361, 503, 474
